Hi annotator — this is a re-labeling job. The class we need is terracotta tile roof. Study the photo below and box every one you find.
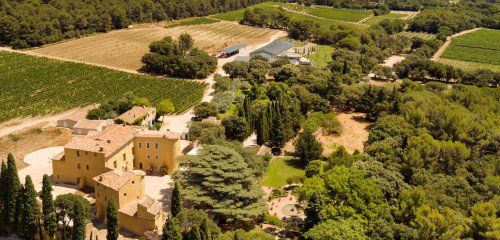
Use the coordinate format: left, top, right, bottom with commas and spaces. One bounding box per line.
73, 119, 106, 130
117, 106, 156, 124
60, 104, 99, 121
65, 125, 136, 157
52, 152, 65, 161
92, 169, 145, 191
135, 129, 180, 140
119, 196, 162, 216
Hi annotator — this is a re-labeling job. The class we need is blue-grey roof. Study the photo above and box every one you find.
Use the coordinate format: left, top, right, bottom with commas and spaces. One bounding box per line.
250, 40, 294, 57
222, 44, 247, 54
234, 56, 250, 62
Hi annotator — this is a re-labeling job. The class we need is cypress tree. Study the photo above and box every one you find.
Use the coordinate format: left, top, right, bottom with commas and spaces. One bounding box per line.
171, 181, 182, 217
15, 185, 26, 236
23, 176, 41, 239
106, 199, 119, 240
3, 154, 21, 232
342, 59, 349, 74
256, 109, 269, 145
162, 217, 181, 240
269, 101, 286, 150
188, 224, 201, 240
0, 160, 6, 233
72, 200, 86, 240
200, 218, 211, 240
41, 174, 57, 239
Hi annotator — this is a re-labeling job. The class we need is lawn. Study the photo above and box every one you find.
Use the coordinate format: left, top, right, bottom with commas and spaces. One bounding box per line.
309, 45, 335, 67
262, 157, 305, 188
0, 52, 206, 122
441, 29, 500, 71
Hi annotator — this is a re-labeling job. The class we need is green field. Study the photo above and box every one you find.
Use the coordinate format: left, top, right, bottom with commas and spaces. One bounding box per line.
0, 52, 206, 122
262, 157, 305, 188
211, 2, 370, 29
166, 17, 220, 28
441, 29, 500, 70
362, 12, 407, 25
309, 45, 335, 67
395, 31, 436, 40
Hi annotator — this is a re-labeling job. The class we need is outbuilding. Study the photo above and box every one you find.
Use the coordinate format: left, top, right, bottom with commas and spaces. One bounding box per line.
221, 44, 247, 58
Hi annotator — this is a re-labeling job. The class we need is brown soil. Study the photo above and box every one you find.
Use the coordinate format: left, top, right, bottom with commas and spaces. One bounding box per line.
0, 123, 72, 169
318, 112, 370, 154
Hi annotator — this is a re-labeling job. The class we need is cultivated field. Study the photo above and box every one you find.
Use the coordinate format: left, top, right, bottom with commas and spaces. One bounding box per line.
0, 52, 206, 122
30, 21, 280, 71
395, 31, 436, 40
440, 29, 500, 69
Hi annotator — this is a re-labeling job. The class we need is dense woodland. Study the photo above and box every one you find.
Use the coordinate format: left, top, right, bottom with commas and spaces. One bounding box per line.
0, 0, 265, 48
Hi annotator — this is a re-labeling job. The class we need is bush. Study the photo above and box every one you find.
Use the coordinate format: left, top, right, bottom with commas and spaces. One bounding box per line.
286, 175, 302, 185
268, 188, 287, 201
264, 214, 284, 227
160, 166, 169, 175
194, 102, 218, 120
157, 99, 175, 115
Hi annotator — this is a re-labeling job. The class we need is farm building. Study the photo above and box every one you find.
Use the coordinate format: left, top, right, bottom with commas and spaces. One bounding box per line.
278, 52, 312, 66
72, 119, 111, 135
221, 44, 247, 57
57, 104, 99, 129
117, 106, 156, 127
250, 40, 294, 62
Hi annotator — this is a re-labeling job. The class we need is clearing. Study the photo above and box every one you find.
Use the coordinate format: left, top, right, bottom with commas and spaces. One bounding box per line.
308, 44, 335, 67
437, 28, 500, 71
0, 51, 206, 122
318, 112, 370, 154
262, 157, 305, 188
29, 21, 280, 71
0, 123, 72, 169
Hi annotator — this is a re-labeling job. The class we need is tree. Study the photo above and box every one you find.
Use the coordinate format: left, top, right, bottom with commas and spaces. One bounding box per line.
72, 200, 86, 240
194, 102, 218, 120
178, 33, 194, 55
22, 176, 41, 239
157, 99, 175, 115
171, 181, 182, 217
2, 153, 21, 232
162, 217, 182, 240
106, 199, 119, 240
468, 201, 499, 239
304, 219, 367, 240
188, 224, 202, 240
41, 174, 57, 239
179, 145, 266, 224
222, 116, 249, 141
294, 131, 323, 165
55, 194, 90, 240
200, 218, 211, 240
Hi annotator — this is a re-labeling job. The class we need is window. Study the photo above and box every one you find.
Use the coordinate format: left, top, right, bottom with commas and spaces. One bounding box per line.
113, 161, 117, 168
86, 165, 89, 170
147, 143, 150, 149
77, 164, 81, 169
57, 175, 59, 179
105, 197, 107, 201
139, 143, 142, 148
124, 193, 127, 196
147, 155, 150, 159
76, 151, 80, 157
85, 151, 88, 155
155, 143, 158, 149
123, 153, 126, 161
155, 155, 158, 160
132, 181, 135, 184
97, 193, 100, 197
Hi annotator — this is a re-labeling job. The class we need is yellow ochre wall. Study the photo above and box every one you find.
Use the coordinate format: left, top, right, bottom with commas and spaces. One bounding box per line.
119, 210, 163, 236
133, 136, 179, 174
94, 174, 145, 219
53, 142, 134, 188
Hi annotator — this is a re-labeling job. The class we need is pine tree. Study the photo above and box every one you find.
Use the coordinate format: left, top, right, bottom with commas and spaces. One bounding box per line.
3, 154, 21, 232
200, 218, 211, 240
294, 131, 324, 165
41, 174, 57, 239
188, 224, 201, 240
23, 176, 41, 239
171, 181, 182, 217
106, 199, 119, 240
162, 217, 182, 240
72, 200, 86, 240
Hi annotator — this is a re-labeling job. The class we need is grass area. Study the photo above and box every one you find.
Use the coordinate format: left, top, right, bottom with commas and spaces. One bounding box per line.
308, 45, 334, 67
0, 52, 206, 122
362, 12, 407, 25
166, 17, 220, 28
211, 1, 369, 30
395, 31, 436, 40
438, 58, 500, 72
441, 29, 500, 70
262, 157, 305, 188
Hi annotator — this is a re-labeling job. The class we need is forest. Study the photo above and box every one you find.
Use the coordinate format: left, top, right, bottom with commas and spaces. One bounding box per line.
0, 0, 265, 48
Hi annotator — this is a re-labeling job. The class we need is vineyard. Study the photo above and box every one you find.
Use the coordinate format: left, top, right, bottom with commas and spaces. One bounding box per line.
0, 52, 206, 122
441, 29, 500, 70
395, 31, 436, 40
362, 12, 408, 25
30, 21, 280, 71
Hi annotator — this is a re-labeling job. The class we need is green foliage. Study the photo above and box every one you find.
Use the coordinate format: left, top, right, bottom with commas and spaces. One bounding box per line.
188, 224, 202, 240
216, 227, 274, 240
172, 209, 220, 239
106, 200, 119, 240
1, 153, 21, 231
171, 182, 182, 217
167, 17, 220, 28
157, 99, 175, 115
0, 52, 206, 122
54, 194, 90, 240
162, 217, 182, 240
221, 116, 249, 141
178, 145, 266, 224
22, 176, 41, 238
194, 102, 219, 120
441, 29, 500, 66
187, 121, 225, 144
302, 112, 342, 135
41, 174, 57, 239
262, 157, 305, 188
304, 219, 367, 240
72, 199, 87, 240
294, 131, 324, 165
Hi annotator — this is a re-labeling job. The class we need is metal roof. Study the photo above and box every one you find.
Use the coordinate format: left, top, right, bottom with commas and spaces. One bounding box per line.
222, 44, 247, 54
234, 56, 250, 62
250, 40, 294, 57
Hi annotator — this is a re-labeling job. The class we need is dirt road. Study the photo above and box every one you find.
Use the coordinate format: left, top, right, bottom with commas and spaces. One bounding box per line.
431, 28, 481, 61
